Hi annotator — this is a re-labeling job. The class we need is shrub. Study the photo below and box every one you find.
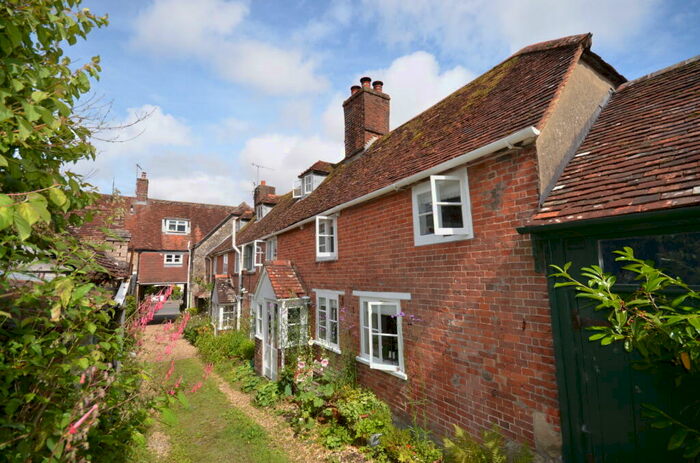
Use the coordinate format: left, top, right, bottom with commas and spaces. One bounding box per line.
443, 426, 532, 463
253, 381, 279, 408
195, 330, 255, 364
336, 387, 393, 441
183, 314, 211, 345
373, 426, 443, 463
320, 421, 354, 450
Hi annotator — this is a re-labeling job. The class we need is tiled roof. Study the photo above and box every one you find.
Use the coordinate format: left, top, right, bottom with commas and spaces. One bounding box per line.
299, 160, 333, 177
530, 56, 700, 225
125, 198, 244, 250
210, 235, 234, 255
94, 251, 130, 279
214, 276, 237, 304
260, 194, 279, 205
239, 34, 603, 243
265, 260, 306, 299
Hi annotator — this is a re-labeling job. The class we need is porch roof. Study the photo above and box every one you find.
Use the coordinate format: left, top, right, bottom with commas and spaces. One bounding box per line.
265, 260, 305, 300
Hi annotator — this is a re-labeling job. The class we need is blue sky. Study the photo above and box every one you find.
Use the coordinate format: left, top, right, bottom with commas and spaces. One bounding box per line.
69, 0, 700, 205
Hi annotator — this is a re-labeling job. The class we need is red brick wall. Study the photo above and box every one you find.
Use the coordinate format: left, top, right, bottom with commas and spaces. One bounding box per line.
270, 146, 557, 445
138, 251, 189, 284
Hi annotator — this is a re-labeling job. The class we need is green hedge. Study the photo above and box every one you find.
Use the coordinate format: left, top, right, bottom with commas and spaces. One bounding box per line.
195, 329, 255, 364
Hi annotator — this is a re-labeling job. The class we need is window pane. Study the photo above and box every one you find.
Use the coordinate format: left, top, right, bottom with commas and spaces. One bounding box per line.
419, 212, 434, 236
372, 333, 380, 360
380, 312, 398, 334
288, 307, 301, 325
439, 205, 464, 228
379, 335, 399, 365
319, 220, 327, 235
328, 236, 335, 253
319, 239, 327, 253
330, 321, 338, 344
329, 300, 338, 322
363, 326, 369, 354
417, 191, 432, 213
436, 179, 461, 203
600, 232, 700, 286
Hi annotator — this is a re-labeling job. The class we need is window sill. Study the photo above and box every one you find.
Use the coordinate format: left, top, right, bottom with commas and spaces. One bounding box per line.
313, 339, 341, 355
164, 264, 183, 267
255, 334, 262, 340
163, 231, 189, 235
355, 356, 407, 381
316, 255, 338, 263
414, 232, 473, 247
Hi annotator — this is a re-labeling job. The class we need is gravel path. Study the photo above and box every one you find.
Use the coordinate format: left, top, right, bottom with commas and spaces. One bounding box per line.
140, 325, 368, 463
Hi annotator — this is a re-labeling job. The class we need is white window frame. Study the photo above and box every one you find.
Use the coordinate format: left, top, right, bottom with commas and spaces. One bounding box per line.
255, 302, 263, 339
163, 218, 190, 234
265, 236, 277, 261
256, 204, 271, 219
284, 303, 309, 347
354, 290, 409, 380
254, 240, 264, 267
292, 179, 302, 198
315, 215, 337, 261
243, 243, 254, 271
303, 175, 314, 195
411, 167, 473, 246
164, 253, 184, 267
314, 289, 343, 353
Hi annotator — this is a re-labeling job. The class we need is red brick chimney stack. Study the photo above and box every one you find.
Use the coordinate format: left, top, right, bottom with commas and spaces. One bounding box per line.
254, 181, 275, 206
136, 171, 148, 203
343, 76, 390, 159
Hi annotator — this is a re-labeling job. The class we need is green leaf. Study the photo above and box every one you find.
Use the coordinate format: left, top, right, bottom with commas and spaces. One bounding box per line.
0, 195, 13, 231
0, 155, 7, 167
22, 102, 41, 122
55, 278, 74, 307
16, 202, 39, 226
77, 357, 89, 370
12, 213, 31, 240
48, 187, 68, 208
0, 102, 13, 121
669, 428, 689, 450
31, 91, 49, 103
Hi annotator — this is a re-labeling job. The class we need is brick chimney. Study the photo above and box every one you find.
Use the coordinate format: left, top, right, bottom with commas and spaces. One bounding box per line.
136, 172, 148, 203
343, 76, 390, 159
254, 180, 275, 206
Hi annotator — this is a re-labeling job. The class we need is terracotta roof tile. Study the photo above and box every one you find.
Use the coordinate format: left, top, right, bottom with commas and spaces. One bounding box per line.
238, 34, 597, 243
265, 260, 305, 299
299, 160, 333, 177
531, 56, 700, 225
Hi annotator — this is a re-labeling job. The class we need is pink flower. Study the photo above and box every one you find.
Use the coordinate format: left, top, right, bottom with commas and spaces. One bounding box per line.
67, 404, 98, 435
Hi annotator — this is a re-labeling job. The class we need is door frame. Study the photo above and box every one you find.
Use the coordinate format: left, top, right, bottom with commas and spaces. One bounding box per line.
262, 299, 279, 381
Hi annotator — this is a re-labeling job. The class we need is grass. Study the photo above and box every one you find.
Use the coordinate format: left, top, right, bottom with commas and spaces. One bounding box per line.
133, 358, 290, 463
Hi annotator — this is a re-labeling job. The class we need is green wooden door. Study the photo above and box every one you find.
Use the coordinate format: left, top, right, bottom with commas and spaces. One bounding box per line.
547, 237, 696, 462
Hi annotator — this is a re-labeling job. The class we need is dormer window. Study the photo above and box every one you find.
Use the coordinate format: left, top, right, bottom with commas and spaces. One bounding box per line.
303, 175, 314, 194
256, 204, 271, 219
163, 218, 190, 234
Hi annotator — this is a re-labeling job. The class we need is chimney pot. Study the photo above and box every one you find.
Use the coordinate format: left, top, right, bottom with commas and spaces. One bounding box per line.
261, 180, 266, 185
360, 76, 371, 87
372, 80, 384, 92
254, 182, 275, 207
350, 85, 361, 95
141, 171, 147, 178
343, 76, 390, 159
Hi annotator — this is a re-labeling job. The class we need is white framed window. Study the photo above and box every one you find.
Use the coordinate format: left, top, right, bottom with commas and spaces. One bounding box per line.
292, 179, 302, 198
223, 253, 228, 268
163, 218, 190, 234
316, 215, 337, 261
256, 204, 271, 219
303, 175, 314, 194
412, 167, 473, 246
243, 243, 254, 271
164, 253, 183, 266
234, 252, 240, 273
255, 302, 263, 339
254, 240, 264, 267
315, 290, 342, 352
285, 304, 308, 347
266, 237, 277, 261
355, 291, 410, 379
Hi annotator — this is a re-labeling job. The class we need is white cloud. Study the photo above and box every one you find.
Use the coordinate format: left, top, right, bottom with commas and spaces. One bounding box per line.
360, 0, 658, 60
214, 40, 329, 95
212, 117, 251, 142
132, 0, 248, 55
148, 174, 249, 205
131, 0, 327, 95
239, 134, 343, 193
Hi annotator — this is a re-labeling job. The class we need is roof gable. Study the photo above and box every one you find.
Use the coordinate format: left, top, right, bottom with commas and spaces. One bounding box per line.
531, 56, 700, 225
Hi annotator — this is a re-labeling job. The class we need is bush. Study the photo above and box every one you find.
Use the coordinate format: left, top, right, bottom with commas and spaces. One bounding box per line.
253, 381, 279, 408
443, 426, 531, 463
183, 314, 211, 345
320, 421, 354, 450
336, 387, 393, 441
373, 426, 443, 463
195, 330, 255, 364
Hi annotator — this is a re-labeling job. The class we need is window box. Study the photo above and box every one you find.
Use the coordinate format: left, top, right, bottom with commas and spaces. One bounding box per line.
412, 168, 473, 246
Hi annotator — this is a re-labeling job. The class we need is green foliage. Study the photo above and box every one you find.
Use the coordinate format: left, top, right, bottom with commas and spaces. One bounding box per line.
183, 314, 212, 345
371, 426, 443, 463
550, 247, 700, 458
319, 421, 353, 450
336, 387, 393, 441
195, 329, 255, 364
253, 380, 279, 408
443, 426, 531, 463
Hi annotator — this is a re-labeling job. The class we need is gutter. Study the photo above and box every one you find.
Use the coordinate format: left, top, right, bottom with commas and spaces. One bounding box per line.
231, 218, 243, 331
186, 240, 192, 308
255, 126, 540, 242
